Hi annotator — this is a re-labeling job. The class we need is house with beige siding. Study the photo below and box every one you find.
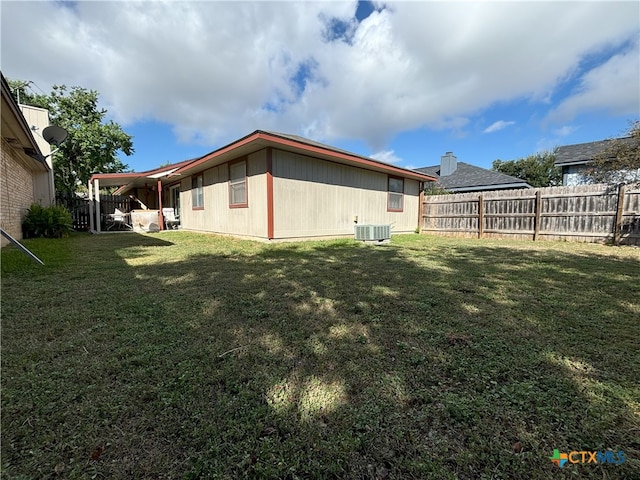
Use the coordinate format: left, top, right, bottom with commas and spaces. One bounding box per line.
89, 130, 436, 240
1, 73, 55, 245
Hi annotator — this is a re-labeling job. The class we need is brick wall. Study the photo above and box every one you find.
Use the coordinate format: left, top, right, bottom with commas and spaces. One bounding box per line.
1, 137, 35, 246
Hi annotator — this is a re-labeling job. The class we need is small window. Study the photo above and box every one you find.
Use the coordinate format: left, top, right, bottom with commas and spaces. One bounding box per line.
192, 174, 203, 209
388, 176, 404, 212
229, 160, 247, 207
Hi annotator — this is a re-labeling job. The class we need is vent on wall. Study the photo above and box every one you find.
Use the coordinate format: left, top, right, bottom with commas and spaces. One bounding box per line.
354, 224, 391, 242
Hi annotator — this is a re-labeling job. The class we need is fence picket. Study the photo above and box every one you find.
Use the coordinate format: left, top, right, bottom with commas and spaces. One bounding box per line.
421, 184, 640, 245
57, 193, 133, 231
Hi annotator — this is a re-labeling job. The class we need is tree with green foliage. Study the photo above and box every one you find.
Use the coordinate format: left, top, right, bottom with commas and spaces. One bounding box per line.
423, 183, 450, 195
492, 151, 562, 188
584, 120, 640, 185
8, 79, 134, 194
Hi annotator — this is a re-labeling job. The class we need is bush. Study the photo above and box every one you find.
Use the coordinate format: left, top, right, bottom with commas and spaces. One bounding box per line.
423, 184, 451, 195
22, 203, 73, 239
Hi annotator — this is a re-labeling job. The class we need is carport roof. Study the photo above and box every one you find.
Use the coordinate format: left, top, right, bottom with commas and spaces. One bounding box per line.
89, 158, 198, 189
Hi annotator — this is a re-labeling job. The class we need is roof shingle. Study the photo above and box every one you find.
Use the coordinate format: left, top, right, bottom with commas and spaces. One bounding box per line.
414, 162, 531, 191
555, 137, 634, 166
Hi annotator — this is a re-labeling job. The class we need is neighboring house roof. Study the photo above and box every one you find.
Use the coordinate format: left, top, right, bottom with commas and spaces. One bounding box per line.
170, 130, 437, 182
1, 72, 48, 172
555, 137, 634, 167
414, 162, 531, 192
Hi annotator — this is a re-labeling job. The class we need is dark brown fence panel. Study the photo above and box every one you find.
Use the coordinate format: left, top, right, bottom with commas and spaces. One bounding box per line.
99, 195, 132, 215
57, 194, 133, 231
98, 195, 133, 230
57, 193, 90, 231
421, 184, 640, 245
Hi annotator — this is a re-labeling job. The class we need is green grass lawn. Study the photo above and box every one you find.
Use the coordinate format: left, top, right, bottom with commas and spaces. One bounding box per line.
1, 232, 639, 479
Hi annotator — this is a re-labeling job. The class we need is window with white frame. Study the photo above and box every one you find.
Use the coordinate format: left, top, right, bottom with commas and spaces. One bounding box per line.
192, 174, 203, 209
229, 160, 247, 207
387, 176, 404, 211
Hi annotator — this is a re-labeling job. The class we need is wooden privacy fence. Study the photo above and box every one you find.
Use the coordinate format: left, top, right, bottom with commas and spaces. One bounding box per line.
57, 193, 90, 231
57, 193, 132, 231
98, 194, 133, 216
421, 184, 640, 245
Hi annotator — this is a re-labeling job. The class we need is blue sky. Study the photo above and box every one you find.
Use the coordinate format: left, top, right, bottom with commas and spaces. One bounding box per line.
2, 1, 639, 173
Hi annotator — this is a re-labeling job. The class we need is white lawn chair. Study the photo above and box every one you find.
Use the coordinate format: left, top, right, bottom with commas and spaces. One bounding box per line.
106, 208, 132, 230
163, 208, 180, 230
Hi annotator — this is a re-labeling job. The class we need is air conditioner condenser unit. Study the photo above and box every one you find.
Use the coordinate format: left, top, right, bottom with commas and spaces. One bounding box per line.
354, 224, 391, 243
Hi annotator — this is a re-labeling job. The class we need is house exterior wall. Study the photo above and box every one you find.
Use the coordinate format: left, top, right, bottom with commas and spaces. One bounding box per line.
271, 149, 420, 239
180, 150, 268, 238
178, 147, 422, 240
1, 137, 36, 245
562, 164, 640, 186
19, 105, 54, 206
19, 105, 51, 156
562, 165, 590, 186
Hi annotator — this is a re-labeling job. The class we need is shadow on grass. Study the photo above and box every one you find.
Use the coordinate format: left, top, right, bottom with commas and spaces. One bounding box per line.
1, 235, 638, 479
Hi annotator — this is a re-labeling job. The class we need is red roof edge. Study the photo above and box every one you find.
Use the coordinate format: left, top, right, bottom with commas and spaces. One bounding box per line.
89, 157, 200, 183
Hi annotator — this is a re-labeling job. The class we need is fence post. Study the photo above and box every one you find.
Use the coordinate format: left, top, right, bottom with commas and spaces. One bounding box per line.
478, 194, 484, 239
418, 190, 425, 233
614, 184, 626, 245
88, 182, 95, 232
533, 190, 542, 241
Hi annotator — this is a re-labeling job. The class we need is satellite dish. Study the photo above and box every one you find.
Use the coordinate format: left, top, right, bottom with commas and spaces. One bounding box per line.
42, 125, 68, 147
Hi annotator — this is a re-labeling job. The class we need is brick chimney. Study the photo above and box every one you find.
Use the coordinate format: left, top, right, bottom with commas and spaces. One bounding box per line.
440, 152, 457, 176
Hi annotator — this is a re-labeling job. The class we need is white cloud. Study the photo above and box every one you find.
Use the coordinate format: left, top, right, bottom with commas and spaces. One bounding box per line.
371, 149, 402, 164
553, 125, 579, 137
483, 120, 515, 134
1, 1, 638, 149
535, 137, 561, 155
547, 40, 640, 123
